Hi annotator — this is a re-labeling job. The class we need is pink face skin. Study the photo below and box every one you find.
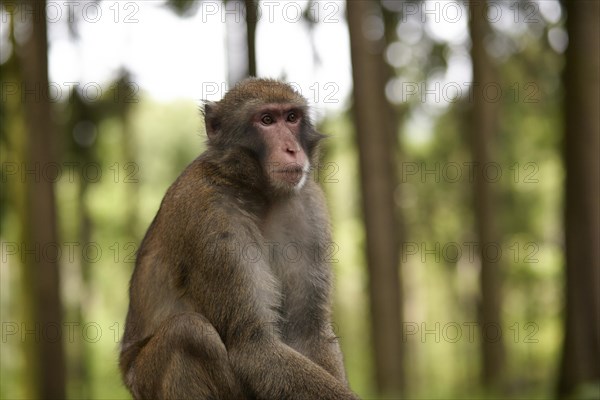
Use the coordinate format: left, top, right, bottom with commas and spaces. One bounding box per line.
253, 104, 310, 192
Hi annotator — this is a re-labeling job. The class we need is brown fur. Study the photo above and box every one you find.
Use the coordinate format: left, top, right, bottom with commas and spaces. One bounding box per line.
119, 78, 358, 399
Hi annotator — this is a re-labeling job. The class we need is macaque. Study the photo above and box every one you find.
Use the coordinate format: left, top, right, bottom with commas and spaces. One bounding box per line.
119, 78, 358, 399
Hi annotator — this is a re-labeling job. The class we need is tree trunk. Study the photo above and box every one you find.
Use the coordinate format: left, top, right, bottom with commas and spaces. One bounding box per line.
346, 1, 403, 395
19, 1, 66, 398
468, 0, 505, 389
226, 0, 257, 85
558, 0, 600, 397
244, 0, 257, 77
2, 9, 38, 398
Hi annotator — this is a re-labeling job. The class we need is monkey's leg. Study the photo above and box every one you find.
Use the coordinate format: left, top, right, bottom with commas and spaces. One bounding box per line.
127, 312, 246, 400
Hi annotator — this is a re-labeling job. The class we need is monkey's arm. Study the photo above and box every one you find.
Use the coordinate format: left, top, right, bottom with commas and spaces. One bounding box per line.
229, 337, 356, 399
304, 324, 349, 384
304, 185, 350, 384
187, 222, 358, 400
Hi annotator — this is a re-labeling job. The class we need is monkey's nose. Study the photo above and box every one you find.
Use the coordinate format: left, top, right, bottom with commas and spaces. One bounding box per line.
280, 141, 306, 165
283, 146, 304, 164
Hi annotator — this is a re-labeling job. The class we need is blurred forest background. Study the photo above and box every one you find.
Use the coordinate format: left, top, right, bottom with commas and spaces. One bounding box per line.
0, 0, 598, 399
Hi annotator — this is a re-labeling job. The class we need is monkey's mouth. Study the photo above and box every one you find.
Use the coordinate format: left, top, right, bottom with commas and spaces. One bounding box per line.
275, 165, 304, 184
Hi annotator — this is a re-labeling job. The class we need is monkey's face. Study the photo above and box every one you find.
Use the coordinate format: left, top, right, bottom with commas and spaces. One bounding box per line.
204, 79, 324, 195
252, 104, 310, 193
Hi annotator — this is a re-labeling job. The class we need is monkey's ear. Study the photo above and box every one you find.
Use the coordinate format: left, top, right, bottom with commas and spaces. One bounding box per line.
203, 101, 221, 141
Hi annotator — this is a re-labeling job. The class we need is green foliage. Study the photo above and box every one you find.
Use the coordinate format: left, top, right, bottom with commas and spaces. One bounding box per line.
0, 2, 571, 397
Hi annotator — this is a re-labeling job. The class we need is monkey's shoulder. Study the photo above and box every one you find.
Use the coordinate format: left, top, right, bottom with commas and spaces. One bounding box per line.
153, 155, 330, 242
159, 157, 238, 206
152, 160, 254, 227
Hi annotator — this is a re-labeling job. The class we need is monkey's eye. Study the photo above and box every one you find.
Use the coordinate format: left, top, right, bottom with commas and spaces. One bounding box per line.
261, 115, 274, 125
287, 112, 298, 123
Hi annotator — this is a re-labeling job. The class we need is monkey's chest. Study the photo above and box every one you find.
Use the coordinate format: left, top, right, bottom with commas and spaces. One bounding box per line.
262, 229, 319, 312
260, 201, 324, 322
264, 232, 315, 292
